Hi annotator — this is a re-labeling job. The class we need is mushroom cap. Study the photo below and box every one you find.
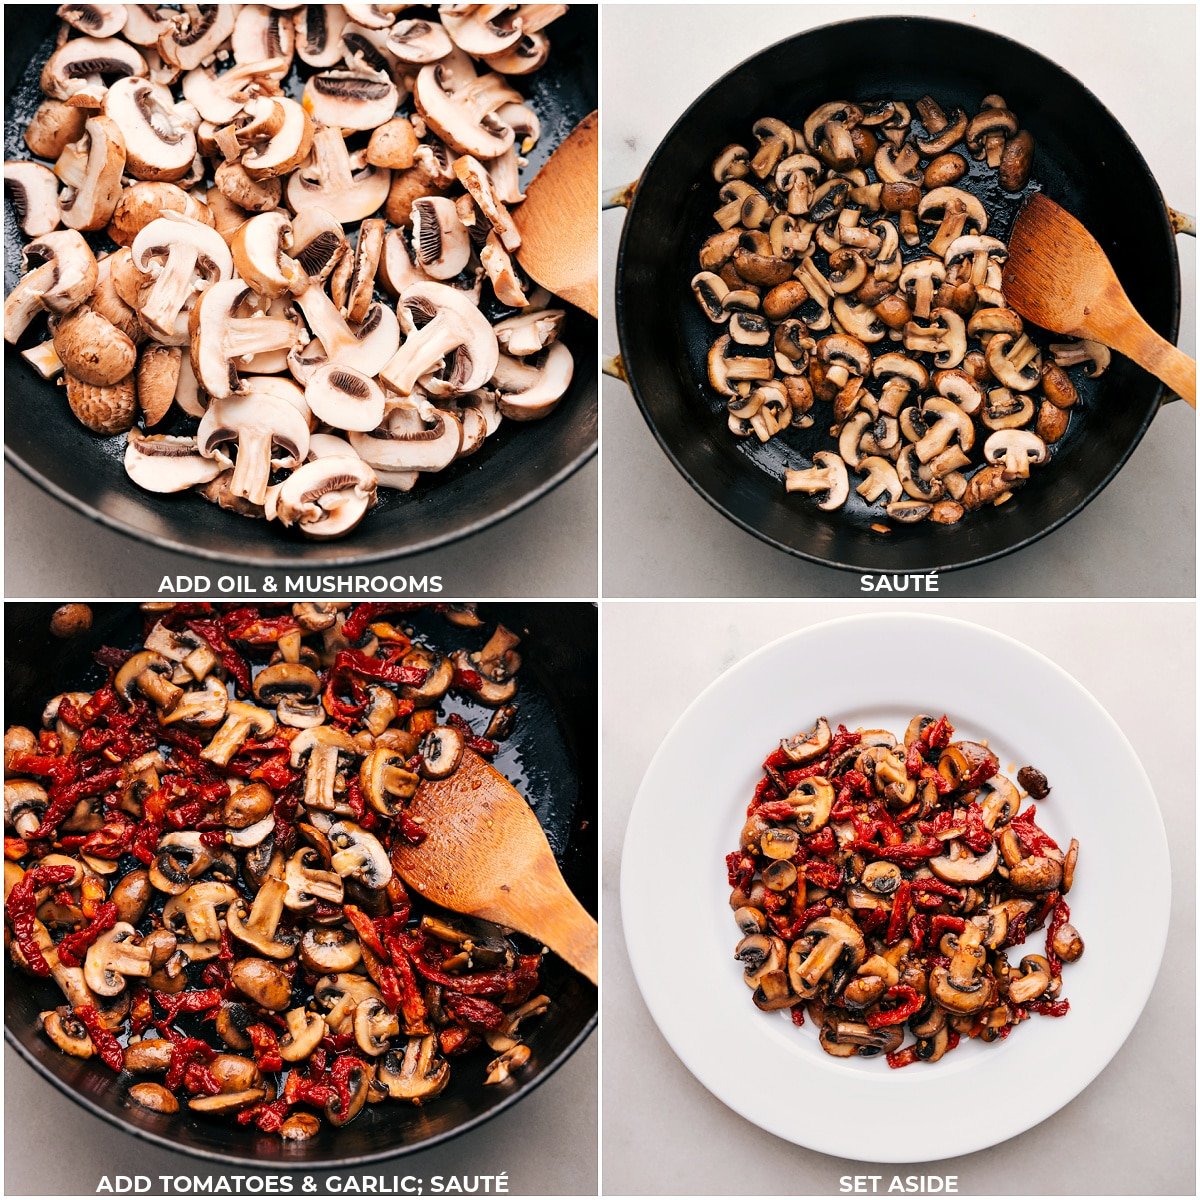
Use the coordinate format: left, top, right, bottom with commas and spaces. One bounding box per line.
382, 280, 499, 396
125, 432, 228, 493
199, 391, 312, 469
157, 4, 236, 71
102, 76, 197, 182
4, 160, 62, 237
413, 50, 521, 159
57, 114, 126, 233
40, 36, 147, 103
328, 819, 393, 889
229, 211, 303, 299
350, 400, 463, 473
493, 341, 574, 421
387, 18, 455, 64
273, 455, 378, 539
286, 126, 391, 225
305, 364, 387, 432
411, 195, 472, 280
303, 70, 398, 131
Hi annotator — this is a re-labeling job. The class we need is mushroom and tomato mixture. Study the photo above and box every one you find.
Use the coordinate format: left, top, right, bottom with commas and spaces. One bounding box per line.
4, 601, 550, 1138
726, 714, 1083, 1067
4, 5, 576, 540
693, 97, 1111, 527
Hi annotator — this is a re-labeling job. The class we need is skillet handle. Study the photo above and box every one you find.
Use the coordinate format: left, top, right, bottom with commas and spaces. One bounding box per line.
1159, 207, 1195, 403
1168, 207, 1195, 238
603, 180, 638, 209
603, 181, 638, 383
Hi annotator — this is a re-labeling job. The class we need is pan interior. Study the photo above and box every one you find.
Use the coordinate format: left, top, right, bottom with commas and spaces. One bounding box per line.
3, 8, 598, 566
617, 17, 1179, 572
3, 602, 596, 1167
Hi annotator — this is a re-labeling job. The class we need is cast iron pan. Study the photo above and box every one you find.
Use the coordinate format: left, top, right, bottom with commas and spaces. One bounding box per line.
3, 7, 597, 567
4, 602, 597, 1168
613, 16, 1190, 573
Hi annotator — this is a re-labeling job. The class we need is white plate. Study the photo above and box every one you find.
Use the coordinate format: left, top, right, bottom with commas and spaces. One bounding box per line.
621, 613, 1170, 1163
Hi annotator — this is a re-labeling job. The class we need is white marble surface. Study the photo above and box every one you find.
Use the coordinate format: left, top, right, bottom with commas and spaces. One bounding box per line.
602, 600, 1195, 1195
4, 459, 598, 597
601, 4, 1197, 597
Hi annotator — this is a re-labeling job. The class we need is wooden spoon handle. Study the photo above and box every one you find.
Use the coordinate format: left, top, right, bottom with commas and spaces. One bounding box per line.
1107, 315, 1197, 407
522, 888, 598, 986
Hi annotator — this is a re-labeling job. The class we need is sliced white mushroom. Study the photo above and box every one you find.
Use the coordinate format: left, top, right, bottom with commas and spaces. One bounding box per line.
491, 341, 573, 420
125, 432, 229, 493
305, 363, 386, 431
271, 455, 378, 538
380, 280, 499, 396
4, 161, 62, 237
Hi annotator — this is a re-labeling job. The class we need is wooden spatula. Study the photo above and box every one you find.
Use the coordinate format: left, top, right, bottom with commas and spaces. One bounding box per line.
390, 750, 598, 985
1003, 193, 1195, 406
514, 110, 598, 317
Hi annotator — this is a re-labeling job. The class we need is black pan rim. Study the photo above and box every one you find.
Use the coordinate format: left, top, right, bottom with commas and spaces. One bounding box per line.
3, 440, 597, 569
614, 14, 1182, 576
3, 1016, 596, 1171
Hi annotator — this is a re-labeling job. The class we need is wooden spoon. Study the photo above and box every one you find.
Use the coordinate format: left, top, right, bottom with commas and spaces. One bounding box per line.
1003, 193, 1195, 406
390, 750, 598, 985
513, 110, 598, 317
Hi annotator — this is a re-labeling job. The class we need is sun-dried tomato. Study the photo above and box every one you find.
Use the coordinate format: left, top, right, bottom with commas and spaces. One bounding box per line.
784, 762, 829, 789
6, 862, 76, 974
343, 906, 387, 959
335, 649, 428, 687
445, 713, 498, 758
56, 900, 117, 967
153, 988, 223, 1028
247, 1024, 284, 1073
886, 881, 913, 946
1028, 998, 1070, 1017
867, 984, 923, 1028
238, 1098, 291, 1132
186, 619, 252, 693
327, 1054, 367, 1120
755, 800, 796, 823
828, 724, 862, 758
342, 603, 424, 643
440, 1026, 481, 1056
913, 879, 960, 903
790, 1006, 805, 1027
74, 1005, 125, 1072
886, 1045, 920, 1069
920, 716, 954, 752
381, 935, 431, 1031
223, 613, 301, 645
94, 644, 135, 672
30, 767, 124, 839
803, 860, 842, 890
1011, 805, 1060, 856
444, 993, 506, 1032
1045, 896, 1071, 977
165, 1037, 215, 1088
855, 839, 942, 864
452, 666, 484, 693
930, 915, 966, 941
907, 913, 930, 950
804, 826, 836, 858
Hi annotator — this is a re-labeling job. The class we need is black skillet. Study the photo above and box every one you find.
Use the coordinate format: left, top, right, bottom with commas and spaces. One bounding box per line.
611, 16, 1192, 574
3, 7, 597, 567
3, 602, 597, 1168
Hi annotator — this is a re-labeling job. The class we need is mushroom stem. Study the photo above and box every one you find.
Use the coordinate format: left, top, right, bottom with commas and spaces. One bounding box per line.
138, 244, 201, 339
